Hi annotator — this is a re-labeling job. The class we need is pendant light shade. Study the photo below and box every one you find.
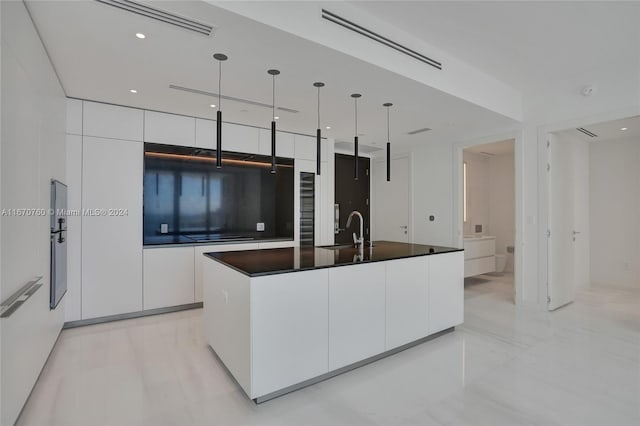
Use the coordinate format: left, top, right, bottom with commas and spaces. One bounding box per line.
351, 93, 361, 180
314, 82, 325, 176
213, 53, 228, 169
383, 102, 393, 182
268, 69, 280, 174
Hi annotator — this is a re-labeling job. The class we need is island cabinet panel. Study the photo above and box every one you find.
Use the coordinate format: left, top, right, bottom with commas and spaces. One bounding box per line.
203, 260, 252, 396
143, 247, 195, 310
428, 251, 464, 334
328, 262, 386, 370
385, 257, 430, 349
194, 243, 260, 303
251, 269, 329, 397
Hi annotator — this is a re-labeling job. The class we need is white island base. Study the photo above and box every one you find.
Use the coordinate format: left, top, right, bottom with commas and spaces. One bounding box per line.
203, 249, 463, 403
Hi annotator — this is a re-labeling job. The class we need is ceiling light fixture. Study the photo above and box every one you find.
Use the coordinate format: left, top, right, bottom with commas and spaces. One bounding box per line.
268, 69, 281, 174
314, 82, 325, 176
621, 127, 628, 131
274, 116, 280, 120
213, 53, 228, 169
210, 104, 216, 108
325, 126, 331, 130
383, 102, 393, 182
135, 33, 146, 39
351, 93, 362, 180
129, 89, 137, 93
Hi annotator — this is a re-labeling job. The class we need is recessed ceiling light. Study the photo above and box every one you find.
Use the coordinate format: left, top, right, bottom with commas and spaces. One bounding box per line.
136, 33, 146, 39
210, 104, 216, 108
325, 126, 331, 130
621, 127, 628, 131
129, 89, 137, 93
274, 116, 280, 120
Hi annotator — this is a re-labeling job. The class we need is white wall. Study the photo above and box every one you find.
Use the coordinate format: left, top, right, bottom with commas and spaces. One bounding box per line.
462, 149, 516, 271
590, 136, 638, 288
1, 1, 67, 424
462, 152, 490, 236
488, 153, 516, 270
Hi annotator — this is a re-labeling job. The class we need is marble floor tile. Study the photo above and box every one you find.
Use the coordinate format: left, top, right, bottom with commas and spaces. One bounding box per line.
17, 274, 640, 426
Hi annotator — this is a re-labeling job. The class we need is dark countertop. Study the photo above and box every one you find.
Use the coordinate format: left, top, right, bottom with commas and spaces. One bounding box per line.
204, 241, 463, 277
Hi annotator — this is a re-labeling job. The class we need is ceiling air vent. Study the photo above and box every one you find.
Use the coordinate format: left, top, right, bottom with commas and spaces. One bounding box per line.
576, 127, 598, 138
321, 9, 442, 70
169, 84, 299, 114
407, 127, 432, 135
95, 0, 215, 36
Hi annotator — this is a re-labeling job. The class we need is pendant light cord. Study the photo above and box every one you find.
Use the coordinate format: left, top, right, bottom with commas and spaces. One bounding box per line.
317, 87, 321, 128
272, 75, 275, 121
218, 61, 222, 109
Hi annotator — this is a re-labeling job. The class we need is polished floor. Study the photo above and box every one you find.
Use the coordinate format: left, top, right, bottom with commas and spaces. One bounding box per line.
18, 274, 640, 426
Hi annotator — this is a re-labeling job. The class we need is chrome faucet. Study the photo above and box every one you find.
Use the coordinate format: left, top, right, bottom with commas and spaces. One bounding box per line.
346, 210, 364, 247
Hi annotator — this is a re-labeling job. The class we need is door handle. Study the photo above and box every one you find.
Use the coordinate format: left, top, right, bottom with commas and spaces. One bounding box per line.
572, 230, 581, 235
399, 225, 408, 229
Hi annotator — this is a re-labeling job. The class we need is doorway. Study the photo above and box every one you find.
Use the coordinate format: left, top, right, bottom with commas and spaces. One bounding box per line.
372, 154, 411, 242
545, 115, 639, 310
461, 139, 516, 302
334, 153, 370, 245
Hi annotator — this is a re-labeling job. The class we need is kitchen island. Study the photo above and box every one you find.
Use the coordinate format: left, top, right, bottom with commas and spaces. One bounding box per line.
202, 241, 463, 402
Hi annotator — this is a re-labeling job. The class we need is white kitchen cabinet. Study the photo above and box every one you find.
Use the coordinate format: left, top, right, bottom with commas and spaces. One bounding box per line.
258, 129, 295, 158
66, 98, 82, 135
294, 134, 317, 161
428, 251, 464, 334
83, 101, 143, 141
81, 136, 143, 319
65, 134, 82, 322
251, 269, 329, 397
195, 118, 215, 149
294, 134, 328, 162
144, 111, 195, 146
385, 256, 429, 349
222, 122, 259, 154
194, 243, 259, 302
328, 262, 386, 370
143, 247, 195, 310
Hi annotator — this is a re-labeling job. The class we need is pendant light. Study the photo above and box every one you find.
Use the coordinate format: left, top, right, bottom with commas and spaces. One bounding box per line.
268, 69, 280, 174
213, 53, 228, 168
313, 82, 325, 175
383, 102, 393, 182
351, 93, 361, 180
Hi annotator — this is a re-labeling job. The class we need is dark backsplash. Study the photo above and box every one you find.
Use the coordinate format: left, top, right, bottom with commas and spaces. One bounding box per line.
143, 143, 294, 245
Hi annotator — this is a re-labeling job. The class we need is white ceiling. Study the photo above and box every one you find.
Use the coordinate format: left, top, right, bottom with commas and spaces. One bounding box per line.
353, 1, 640, 98
465, 139, 514, 157
557, 115, 640, 143
25, 0, 520, 150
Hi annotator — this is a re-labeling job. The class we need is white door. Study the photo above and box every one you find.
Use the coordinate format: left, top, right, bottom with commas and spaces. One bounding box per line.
373, 155, 410, 242
547, 135, 577, 310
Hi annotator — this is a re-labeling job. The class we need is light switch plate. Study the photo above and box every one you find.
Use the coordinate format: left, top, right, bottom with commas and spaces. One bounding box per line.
160, 223, 168, 234
256, 222, 265, 231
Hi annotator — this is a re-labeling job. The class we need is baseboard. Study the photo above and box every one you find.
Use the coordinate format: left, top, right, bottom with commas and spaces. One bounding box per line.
62, 302, 203, 329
